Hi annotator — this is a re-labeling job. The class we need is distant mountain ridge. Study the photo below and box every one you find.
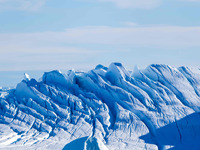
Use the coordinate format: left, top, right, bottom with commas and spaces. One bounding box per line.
0, 63, 200, 150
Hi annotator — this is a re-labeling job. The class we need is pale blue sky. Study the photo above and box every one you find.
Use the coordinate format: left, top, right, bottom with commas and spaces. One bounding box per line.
0, 0, 200, 86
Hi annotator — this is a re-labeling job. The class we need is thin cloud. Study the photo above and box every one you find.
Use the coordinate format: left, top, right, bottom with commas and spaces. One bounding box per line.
1, 25, 199, 48
179, 0, 200, 1
0, 0, 47, 11
95, 0, 200, 9
0, 0, 199, 12
1, 25, 200, 71
96, 0, 162, 9
122, 22, 138, 27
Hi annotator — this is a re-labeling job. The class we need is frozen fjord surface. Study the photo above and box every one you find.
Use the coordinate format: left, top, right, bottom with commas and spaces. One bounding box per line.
1, 63, 200, 150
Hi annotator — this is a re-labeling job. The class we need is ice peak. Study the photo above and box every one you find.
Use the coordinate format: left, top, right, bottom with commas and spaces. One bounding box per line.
24, 73, 30, 82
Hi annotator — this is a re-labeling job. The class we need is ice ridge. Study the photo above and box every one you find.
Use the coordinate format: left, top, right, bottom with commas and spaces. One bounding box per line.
0, 63, 200, 150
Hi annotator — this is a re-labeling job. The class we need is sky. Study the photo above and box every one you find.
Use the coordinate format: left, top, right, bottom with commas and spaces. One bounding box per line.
0, 0, 200, 86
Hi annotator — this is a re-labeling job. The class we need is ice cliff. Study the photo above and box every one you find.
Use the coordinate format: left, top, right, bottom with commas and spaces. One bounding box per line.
1, 63, 200, 150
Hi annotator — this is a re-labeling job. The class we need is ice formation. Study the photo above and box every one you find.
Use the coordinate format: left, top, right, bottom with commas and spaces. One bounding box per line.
1, 63, 200, 150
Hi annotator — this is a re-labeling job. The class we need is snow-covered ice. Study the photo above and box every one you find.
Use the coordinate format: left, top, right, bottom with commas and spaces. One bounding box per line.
0, 63, 200, 150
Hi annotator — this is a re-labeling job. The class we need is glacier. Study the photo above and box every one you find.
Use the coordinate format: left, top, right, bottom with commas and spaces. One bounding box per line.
0, 63, 200, 150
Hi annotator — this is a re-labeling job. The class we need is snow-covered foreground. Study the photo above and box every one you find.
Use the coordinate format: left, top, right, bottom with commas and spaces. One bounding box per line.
1, 63, 200, 150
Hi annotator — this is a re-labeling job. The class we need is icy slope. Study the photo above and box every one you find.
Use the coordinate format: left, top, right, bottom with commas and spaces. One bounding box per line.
0, 63, 200, 150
